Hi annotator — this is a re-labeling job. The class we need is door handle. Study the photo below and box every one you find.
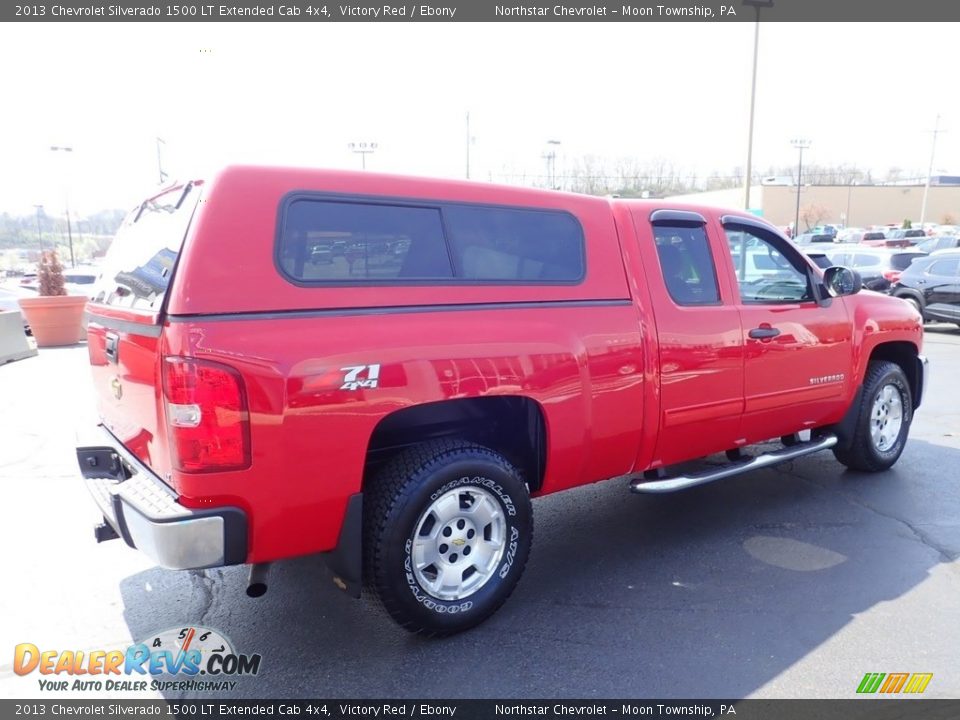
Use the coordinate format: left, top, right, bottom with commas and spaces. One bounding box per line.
749, 326, 781, 340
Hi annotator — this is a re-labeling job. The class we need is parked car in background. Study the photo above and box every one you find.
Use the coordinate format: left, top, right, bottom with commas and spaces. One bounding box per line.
794, 232, 835, 244
890, 250, 960, 324
808, 224, 839, 239
915, 236, 960, 254
729, 246, 820, 279
64, 267, 100, 298
887, 228, 927, 244
828, 247, 928, 291
14, 267, 99, 297
861, 231, 915, 248
932, 225, 959, 237
19, 272, 38, 291
836, 227, 865, 243
799, 248, 833, 269
853, 230, 890, 245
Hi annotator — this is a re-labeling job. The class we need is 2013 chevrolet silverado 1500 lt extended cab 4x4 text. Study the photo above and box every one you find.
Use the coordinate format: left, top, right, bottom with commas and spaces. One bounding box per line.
77, 166, 928, 635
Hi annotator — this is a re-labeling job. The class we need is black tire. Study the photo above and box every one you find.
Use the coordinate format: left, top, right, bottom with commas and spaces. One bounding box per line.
363, 439, 533, 636
833, 360, 913, 472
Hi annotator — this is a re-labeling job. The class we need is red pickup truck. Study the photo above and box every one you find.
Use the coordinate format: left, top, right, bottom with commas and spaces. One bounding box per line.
77, 166, 927, 635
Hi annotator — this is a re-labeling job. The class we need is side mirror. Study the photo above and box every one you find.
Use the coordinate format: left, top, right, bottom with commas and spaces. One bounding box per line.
823, 266, 862, 297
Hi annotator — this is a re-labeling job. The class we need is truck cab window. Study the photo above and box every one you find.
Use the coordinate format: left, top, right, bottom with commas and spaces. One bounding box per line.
653, 224, 720, 305
278, 200, 453, 282
724, 224, 813, 304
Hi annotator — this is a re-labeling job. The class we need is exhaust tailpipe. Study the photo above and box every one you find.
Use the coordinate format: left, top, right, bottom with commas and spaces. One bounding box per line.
246, 563, 271, 598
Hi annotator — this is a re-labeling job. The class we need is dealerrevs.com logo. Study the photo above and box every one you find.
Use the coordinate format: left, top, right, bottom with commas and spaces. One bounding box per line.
13, 626, 261, 693
856, 672, 933, 694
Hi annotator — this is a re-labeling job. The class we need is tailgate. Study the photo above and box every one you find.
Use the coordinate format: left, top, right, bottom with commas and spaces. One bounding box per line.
86, 183, 200, 478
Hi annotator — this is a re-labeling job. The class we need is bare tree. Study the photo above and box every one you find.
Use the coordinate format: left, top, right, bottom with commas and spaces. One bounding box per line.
491, 155, 910, 199
800, 203, 831, 230
567, 155, 611, 195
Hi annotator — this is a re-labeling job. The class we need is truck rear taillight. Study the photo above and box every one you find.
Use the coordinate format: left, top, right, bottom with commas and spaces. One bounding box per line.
161, 356, 250, 473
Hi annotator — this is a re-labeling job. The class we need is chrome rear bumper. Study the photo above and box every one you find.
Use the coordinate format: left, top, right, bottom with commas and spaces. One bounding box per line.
77, 425, 247, 570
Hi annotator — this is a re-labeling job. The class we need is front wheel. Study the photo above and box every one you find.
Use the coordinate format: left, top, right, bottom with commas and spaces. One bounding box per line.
363, 440, 533, 636
833, 360, 913, 472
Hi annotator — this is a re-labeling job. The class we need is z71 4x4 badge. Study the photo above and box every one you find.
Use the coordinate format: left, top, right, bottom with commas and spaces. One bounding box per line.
340, 364, 381, 391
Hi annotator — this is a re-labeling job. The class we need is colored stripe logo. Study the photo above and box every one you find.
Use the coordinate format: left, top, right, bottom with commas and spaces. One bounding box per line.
903, 673, 934, 694
857, 672, 933, 694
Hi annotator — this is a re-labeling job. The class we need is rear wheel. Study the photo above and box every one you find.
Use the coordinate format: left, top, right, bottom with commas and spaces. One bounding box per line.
363, 439, 533, 636
833, 360, 913, 472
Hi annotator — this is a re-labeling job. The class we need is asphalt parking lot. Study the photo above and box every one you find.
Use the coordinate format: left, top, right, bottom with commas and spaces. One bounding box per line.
1, 327, 959, 700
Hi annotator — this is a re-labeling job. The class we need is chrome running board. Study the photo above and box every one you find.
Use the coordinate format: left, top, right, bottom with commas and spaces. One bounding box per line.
629, 433, 838, 494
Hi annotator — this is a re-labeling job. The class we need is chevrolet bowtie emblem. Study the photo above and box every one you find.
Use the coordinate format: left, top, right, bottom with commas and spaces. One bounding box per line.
110, 377, 123, 400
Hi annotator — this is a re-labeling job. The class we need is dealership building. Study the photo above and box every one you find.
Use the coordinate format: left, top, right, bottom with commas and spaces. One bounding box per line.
667, 178, 960, 229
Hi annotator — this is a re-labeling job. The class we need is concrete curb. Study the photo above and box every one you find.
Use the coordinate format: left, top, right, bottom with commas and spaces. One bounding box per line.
0, 310, 38, 365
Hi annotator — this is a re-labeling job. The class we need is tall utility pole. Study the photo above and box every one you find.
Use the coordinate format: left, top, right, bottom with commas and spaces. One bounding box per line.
790, 137, 811, 236
50, 145, 75, 268
347, 141, 377, 170
919, 114, 944, 226
157, 137, 169, 184
845, 179, 855, 228
543, 139, 561, 190
34, 205, 44, 252
742, 0, 773, 211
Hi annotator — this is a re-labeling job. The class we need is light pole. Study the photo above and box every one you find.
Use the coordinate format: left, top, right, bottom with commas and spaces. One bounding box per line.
919, 114, 944, 226
347, 141, 377, 170
790, 137, 811, 236
543, 139, 561, 190
33, 205, 44, 252
742, 0, 774, 210
845, 179, 856, 228
50, 145, 76, 268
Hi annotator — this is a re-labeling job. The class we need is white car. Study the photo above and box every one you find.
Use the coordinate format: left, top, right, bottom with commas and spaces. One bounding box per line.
730, 248, 802, 282
64, 267, 99, 298
916, 236, 960, 254
836, 227, 865, 243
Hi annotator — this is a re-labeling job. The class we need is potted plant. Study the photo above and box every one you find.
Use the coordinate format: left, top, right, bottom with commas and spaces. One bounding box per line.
17, 250, 88, 347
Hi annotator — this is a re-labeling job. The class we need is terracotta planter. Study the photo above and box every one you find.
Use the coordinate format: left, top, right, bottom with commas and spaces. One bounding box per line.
17, 295, 88, 347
